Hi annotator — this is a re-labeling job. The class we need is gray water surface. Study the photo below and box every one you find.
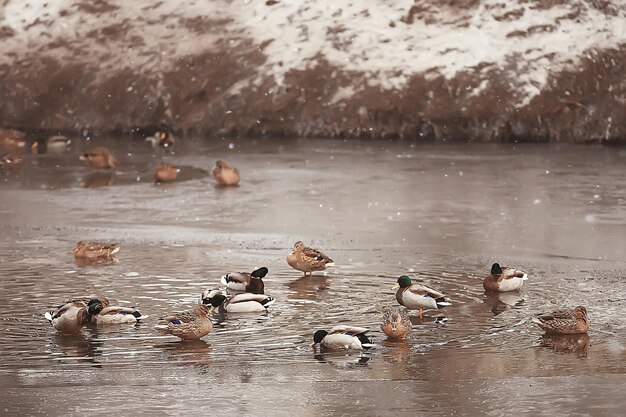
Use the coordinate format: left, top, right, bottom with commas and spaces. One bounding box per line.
0, 138, 625, 416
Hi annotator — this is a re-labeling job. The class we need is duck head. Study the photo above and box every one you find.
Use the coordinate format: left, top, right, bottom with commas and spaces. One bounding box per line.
491, 263, 503, 275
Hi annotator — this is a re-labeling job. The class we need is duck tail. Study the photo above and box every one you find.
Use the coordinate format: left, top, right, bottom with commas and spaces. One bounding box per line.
220, 274, 229, 286
132, 310, 148, 320
356, 333, 373, 349
44, 311, 53, 324
521, 273, 529, 281
260, 296, 275, 308
436, 297, 452, 308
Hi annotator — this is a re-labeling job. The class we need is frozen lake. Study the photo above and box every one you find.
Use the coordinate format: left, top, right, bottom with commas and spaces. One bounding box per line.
0, 138, 625, 416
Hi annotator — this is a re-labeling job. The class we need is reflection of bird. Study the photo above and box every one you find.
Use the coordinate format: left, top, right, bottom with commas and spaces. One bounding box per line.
74, 241, 120, 260
532, 306, 589, 334
79, 147, 117, 169
154, 304, 214, 340
381, 308, 412, 340
212, 159, 240, 185
393, 275, 451, 318
44, 300, 94, 335
31, 135, 71, 153
154, 162, 179, 183
312, 325, 373, 350
146, 131, 175, 148
540, 333, 590, 355
220, 267, 268, 294
202, 291, 275, 313
87, 297, 147, 326
483, 291, 525, 316
287, 241, 334, 276
483, 263, 528, 292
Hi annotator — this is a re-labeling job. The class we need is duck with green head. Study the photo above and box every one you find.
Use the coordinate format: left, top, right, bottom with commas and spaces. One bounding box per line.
202, 290, 275, 313
44, 300, 101, 335
311, 325, 373, 350
483, 263, 528, 292
86, 297, 147, 326
392, 275, 451, 318
220, 267, 268, 294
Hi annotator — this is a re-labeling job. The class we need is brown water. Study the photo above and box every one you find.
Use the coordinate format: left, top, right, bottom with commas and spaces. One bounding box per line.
0, 138, 625, 416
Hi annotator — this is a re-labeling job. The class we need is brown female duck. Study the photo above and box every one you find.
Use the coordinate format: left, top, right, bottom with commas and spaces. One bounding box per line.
381, 308, 413, 340
74, 241, 120, 260
154, 162, 179, 183
154, 304, 214, 340
79, 147, 117, 169
286, 241, 334, 276
213, 159, 240, 186
532, 306, 589, 334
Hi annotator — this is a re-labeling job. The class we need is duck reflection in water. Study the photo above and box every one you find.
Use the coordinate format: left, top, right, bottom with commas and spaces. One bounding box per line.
540, 333, 590, 357
156, 339, 214, 369
83, 171, 116, 188
286, 274, 329, 302
314, 350, 371, 368
483, 291, 525, 316
382, 338, 412, 364
49, 333, 103, 366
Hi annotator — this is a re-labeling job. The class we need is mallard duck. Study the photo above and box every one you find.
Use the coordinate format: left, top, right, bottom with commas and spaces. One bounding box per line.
79, 147, 117, 169
86, 297, 147, 326
74, 241, 120, 260
220, 267, 268, 294
0, 129, 26, 149
146, 131, 175, 148
31, 135, 71, 153
154, 304, 214, 340
381, 308, 412, 340
312, 325, 373, 350
483, 263, 528, 292
532, 306, 589, 334
202, 291, 275, 313
0, 152, 22, 169
392, 275, 451, 318
44, 300, 95, 335
213, 159, 240, 186
154, 162, 179, 183
286, 241, 335, 276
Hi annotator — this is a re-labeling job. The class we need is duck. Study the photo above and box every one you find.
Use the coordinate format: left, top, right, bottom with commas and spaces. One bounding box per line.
0, 152, 22, 170
311, 325, 373, 350
79, 147, 117, 169
44, 300, 96, 335
73, 241, 120, 260
532, 306, 589, 334
392, 275, 451, 318
154, 162, 179, 183
202, 290, 275, 313
86, 297, 147, 326
286, 241, 334, 276
0, 129, 26, 149
31, 135, 71, 154
380, 308, 413, 340
220, 267, 268, 294
483, 263, 528, 292
154, 304, 214, 341
146, 131, 175, 148
212, 159, 240, 186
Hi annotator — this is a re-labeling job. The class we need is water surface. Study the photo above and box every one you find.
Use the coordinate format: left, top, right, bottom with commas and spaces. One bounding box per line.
0, 138, 625, 416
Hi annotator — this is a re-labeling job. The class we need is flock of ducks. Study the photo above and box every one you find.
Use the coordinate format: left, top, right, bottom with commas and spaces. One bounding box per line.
4, 128, 590, 351
46, 240, 590, 352
0, 128, 240, 186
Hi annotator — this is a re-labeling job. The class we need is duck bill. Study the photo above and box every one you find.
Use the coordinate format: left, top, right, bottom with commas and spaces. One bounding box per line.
391, 283, 400, 290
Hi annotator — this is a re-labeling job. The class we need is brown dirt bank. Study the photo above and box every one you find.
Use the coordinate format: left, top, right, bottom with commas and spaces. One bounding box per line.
0, 1, 624, 143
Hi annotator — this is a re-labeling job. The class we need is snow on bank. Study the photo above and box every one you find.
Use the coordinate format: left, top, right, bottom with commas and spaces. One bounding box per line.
232, 0, 626, 106
1, 1, 625, 107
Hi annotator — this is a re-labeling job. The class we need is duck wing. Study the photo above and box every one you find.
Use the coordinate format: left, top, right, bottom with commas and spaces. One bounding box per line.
408, 283, 445, 299
328, 325, 369, 335
302, 246, 333, 263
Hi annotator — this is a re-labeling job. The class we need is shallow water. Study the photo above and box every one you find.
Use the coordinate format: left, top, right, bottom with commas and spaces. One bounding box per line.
0, 138, 625, 416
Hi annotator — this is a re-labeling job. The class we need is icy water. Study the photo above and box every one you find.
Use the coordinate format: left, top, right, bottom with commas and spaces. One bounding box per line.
0, 138, 625, 416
